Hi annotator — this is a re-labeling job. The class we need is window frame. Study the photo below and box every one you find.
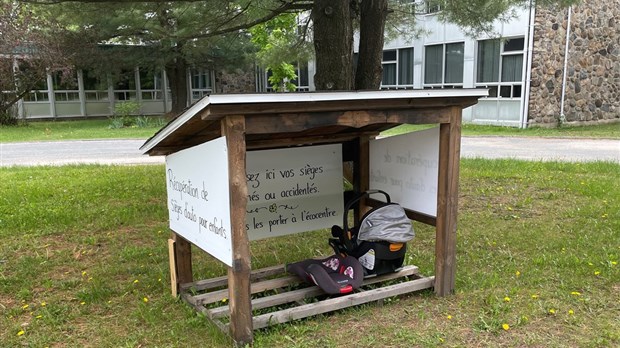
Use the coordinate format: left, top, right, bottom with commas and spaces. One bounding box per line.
139, 68, 164, 101
381, 49, 398, 87
380, 47, 414, 90
475, 37, 525, 99
424, 0, 441, 14
52, 71, 80, 103
190, 68, 214, 100
423, 42, 465, 89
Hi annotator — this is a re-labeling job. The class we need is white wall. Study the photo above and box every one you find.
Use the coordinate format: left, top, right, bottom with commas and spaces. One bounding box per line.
356, 7, 531, 126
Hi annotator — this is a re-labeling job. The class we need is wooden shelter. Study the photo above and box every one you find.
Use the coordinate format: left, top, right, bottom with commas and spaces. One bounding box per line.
141, 89, 487, 346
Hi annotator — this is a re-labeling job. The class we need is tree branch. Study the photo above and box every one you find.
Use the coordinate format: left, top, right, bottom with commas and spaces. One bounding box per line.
180, 1, 310, 40
20, 0, 312, 7
22, 0, 211, 3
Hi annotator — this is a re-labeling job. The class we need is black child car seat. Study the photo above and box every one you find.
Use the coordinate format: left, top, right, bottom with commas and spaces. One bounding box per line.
330, 190, 415, 276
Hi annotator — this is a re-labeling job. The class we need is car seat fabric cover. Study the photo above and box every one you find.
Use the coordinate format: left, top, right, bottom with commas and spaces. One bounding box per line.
357, 203, 414, 243
287, 255, 364, 294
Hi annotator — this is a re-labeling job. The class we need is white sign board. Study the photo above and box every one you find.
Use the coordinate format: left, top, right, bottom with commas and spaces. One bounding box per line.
369, 127, 439, 217
165, 137, 233, 267
245, 144, 343, 240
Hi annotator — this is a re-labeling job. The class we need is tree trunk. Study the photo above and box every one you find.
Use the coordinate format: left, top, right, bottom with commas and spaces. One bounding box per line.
165, 54, 189, 118
355, 0, 388, 90
312, 0, 353, 91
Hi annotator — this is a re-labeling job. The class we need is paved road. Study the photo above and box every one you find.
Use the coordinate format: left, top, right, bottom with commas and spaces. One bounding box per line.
460, 136, 619, 162
1, 137, 618, 167
0, 139, 163, 167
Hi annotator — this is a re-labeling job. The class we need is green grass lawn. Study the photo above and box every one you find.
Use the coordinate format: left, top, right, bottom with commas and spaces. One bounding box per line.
0, 118, 166, 143
1, 119, 619, 143
1, 160, 618, 347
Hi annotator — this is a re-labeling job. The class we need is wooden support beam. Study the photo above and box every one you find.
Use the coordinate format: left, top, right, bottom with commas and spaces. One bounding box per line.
193, 276, 301, 306
353, 135, 371, 221
180, 264, 286, 292
221, 115, 253, 347
434, 106, 462, 296
168, 239, 178, 297
170, 232, 193, 291
246, 132, 380, 150
243, 109, 451, 135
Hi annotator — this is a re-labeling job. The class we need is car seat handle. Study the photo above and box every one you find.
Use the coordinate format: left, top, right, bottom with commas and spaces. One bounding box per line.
343, 190, 391, 232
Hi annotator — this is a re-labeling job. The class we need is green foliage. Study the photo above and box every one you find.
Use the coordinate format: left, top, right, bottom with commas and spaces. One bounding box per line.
37, 1, 289, 80
0, 108, 20, 126
432, 0, 577, 37
113, 101, 141, 118
134, 116, 151, 128
0, 2, 74, 117
267, 63, 298, 92
0, 119, 166, 142
250, 13, 312, 92
108, 117, 134, 129
135, 115, 166, 128
108, 101, 141, 129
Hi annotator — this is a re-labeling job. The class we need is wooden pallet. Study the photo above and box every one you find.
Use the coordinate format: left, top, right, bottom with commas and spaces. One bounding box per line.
180, 264, 434, 332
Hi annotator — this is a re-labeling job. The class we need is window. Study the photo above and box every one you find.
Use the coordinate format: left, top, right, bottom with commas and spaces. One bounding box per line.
263, 62, 310, 92
382, 50, 397, 86
52, 71, 77, 90
424, 45, 442, 84
114, 69, 136, 90
381, 47, 413, 89
82, 70, 105, 90
113, 69, 137, 101
18, 62, 49, 102
424, 42, 464, 87
476, 37, 524, 98
139, 68, 164, 100
425, 0, 441, 14
191, 68, 213, 100
398, 48, 414, 85
477, 40, 500, 83
82, 69, 109, 101
290, 62, 310, 91
52, 71, 79, 102
445, 43, 464, 83
191, 69, 212, 90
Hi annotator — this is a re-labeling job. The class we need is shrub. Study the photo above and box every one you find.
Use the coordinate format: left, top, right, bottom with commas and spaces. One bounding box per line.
108, 101, 141, 129
0, 107, 20, 126
113, 101, 141, 117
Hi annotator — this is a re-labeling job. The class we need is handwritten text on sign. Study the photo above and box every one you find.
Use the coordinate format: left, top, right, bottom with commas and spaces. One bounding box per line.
369, 127, 439, 217
165, 137, 232, 266
245, 144, 343, 240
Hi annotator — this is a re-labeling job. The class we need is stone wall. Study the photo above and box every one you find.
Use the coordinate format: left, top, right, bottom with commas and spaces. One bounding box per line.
528, 0, 620, 126
214, 68, 257, 94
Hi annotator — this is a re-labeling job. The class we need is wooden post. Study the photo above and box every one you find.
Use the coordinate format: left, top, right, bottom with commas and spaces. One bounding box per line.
353, 135, 371, 221
168, 239, 178, 297
434, 107, 462, 296
221, 115, 253, 346
170, 232, 193, 292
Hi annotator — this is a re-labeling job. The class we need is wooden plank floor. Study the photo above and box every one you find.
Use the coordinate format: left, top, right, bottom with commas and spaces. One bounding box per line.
180, 264, 434, 332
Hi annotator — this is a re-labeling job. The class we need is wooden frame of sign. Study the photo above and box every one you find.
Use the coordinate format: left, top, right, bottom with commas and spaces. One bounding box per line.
141, 90, 487, 346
